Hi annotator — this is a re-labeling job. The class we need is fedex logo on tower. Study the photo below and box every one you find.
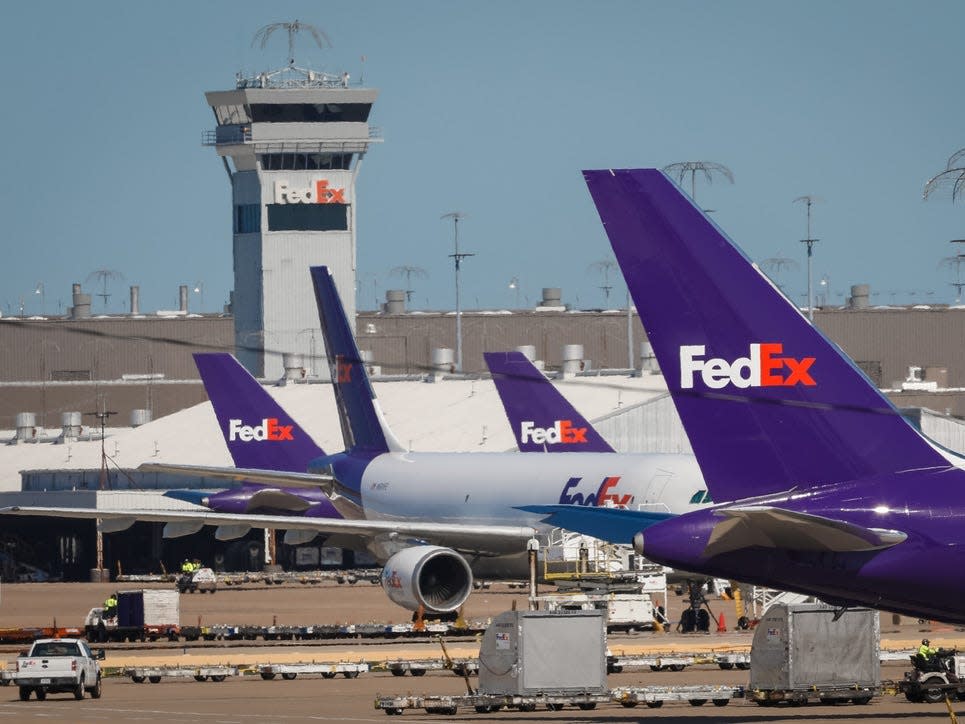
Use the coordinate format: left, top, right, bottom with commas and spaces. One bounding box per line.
228, 418, 294, 442
520, 419, 588, 445
679, 344, 815, 390
273, 179, 347, 205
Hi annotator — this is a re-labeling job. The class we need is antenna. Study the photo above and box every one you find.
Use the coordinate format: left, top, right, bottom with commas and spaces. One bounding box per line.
939, 240, 965, 303
587, 259, 618, 306
761, 253, 800, 293
389, 265, 428, 303
793, 195, 823, 321
441, 212, 474, 372
85, 269, 124, 312
252, 20, 332, 67
662, 161, 734, 205
924, 148, 965, 202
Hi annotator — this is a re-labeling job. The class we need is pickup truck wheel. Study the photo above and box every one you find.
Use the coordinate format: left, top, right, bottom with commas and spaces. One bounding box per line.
18, 686, 30, 701
923, 685, 945, 704
89, 676, 102, 699
35, 688, 46, 701
131, 675, 146, 683
74, 675, 85, 700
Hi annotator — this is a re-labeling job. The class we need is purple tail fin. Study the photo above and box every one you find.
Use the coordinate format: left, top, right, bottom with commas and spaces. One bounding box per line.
583, 168, 947, 501
484, 351, 615, 453
194, 353, 325, 472
310, 266, 404, 455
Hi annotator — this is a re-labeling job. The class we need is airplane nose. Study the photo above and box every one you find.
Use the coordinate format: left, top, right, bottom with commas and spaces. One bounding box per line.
633, 531, 645, 555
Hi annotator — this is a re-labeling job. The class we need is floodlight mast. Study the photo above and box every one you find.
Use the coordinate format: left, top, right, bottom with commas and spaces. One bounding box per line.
441, 212, 473, 372
794, 195, 821, 321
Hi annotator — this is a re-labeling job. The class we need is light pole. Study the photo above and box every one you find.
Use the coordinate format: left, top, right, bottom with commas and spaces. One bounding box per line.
193, 281, 204, 313
34, 282, 44, 316
508, 277, 520, 308
794, 195, 821, 321
441, 211, 473, 372
297, 328, 318, 377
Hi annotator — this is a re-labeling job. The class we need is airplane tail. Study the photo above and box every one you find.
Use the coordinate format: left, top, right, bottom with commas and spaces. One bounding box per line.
194, 352, 325, 473
583, 168, 947, 502
484, 351, 615, 453
310, 266, 405, 455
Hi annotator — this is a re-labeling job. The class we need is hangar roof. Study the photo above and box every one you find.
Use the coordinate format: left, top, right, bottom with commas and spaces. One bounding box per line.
0, 373, 669, 492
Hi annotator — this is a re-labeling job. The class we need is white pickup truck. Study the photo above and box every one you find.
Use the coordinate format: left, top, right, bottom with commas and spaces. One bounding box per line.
14, 638, 104, 701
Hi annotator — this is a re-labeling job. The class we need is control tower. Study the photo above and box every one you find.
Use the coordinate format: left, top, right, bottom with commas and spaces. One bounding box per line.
203, 41, 380, 378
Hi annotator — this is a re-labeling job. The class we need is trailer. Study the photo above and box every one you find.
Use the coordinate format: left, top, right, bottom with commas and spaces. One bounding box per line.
532, 589, 655, 632
124, 665, 237, 683
256, 661, 368, 680
85, 589, 180, 643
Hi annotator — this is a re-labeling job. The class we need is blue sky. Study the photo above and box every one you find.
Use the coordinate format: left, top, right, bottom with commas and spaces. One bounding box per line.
3, 1, 964, 316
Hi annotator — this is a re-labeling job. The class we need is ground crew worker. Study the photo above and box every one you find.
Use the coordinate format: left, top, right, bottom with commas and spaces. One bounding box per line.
181, 558, 193, 574
192, 558, 202, 572
919, 638, 938, 659
103, 594, 118, 619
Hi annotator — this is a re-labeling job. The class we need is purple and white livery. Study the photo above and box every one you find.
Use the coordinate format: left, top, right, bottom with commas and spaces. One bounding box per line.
526, 168, 965, 625
484, 351, 615, 454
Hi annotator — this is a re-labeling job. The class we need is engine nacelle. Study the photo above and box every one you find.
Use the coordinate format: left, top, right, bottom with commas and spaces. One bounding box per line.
380, 546, 473, 613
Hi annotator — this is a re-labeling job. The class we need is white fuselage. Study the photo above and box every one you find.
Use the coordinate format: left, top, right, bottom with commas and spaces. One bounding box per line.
358, 450, 706, 544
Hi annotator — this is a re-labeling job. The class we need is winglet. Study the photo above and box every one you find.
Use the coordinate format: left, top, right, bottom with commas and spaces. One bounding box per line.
310, 266, 404, 454
485, 351, 614, 453
583, 168, 947, 501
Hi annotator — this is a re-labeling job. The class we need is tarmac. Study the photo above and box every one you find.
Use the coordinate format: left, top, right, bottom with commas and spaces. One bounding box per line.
2, 579, 964, 722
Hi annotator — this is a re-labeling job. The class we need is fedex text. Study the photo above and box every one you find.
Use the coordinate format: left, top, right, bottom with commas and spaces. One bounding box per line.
520, 419, 588, 445
273, 179, 347, 205
228, 418, 294, 442
679, 343, 815, 390
559, 476, 633, 507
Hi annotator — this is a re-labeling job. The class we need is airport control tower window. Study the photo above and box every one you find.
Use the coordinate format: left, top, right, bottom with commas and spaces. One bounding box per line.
234, 204, 261, 234
267, 204, 348, 231
259, 153, 352, 171
249, 103, 372, 123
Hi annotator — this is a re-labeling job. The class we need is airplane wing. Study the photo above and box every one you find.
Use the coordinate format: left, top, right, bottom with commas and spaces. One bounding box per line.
0, 506, 538, 557
703, 506, 907, 558
138, 462, 330, 489
518, 505, 674, 544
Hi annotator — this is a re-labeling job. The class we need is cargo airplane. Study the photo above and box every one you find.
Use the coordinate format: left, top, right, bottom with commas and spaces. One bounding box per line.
2, 265, 707, 615
525, 168, 965, 625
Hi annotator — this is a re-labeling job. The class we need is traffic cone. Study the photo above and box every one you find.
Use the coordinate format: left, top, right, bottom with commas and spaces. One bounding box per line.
717, 613, 727, 633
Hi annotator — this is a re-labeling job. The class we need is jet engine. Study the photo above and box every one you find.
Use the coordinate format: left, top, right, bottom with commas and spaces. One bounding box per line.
380, 546, 473, 613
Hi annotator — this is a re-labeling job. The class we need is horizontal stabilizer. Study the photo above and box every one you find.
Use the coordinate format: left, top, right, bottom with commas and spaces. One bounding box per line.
139, 462, 329, 489
163, 490, 208, 506
704, 506, 907, 558
518, 505, 674, 545
247, 488, 313, 513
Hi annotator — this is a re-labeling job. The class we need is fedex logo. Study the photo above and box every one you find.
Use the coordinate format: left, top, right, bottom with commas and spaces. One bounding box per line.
520, 419, 588, 445
273, 179, 347, 204
336, 355, 352, 383
382, 570, 403, 589
227, 418, 294, 442
679, 343, 815, 390
559, 476, 633, 507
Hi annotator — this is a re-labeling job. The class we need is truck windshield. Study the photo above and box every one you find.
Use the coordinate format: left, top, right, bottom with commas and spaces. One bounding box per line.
31, 642, 81, 657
